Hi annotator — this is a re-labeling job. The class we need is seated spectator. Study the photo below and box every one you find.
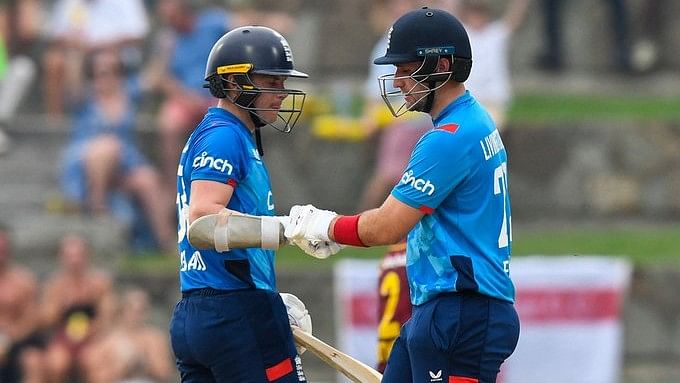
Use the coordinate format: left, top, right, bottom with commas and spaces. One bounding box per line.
0, 223, 46, 383
144, 0, 229, 194
145, 0, 297, 195
41, 233, 116, 383
81, 288, 174, 383
42, 0, 149, 117
59, 48, 174, 251
0, 0, 41, 154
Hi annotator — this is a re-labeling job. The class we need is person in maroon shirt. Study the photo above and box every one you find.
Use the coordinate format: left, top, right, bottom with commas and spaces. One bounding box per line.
376, 241, 412, 373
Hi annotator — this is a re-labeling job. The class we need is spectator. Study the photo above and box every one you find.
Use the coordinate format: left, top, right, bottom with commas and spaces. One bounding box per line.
144, 0, 230, 194
41, 233, 116, 383
0, 0, 42, 154
535, 0, 633, 73
145, 0, 297, 195
42, 0, 149, 117
82, 288, 174, 383
59, 48, 174, 251
357, 0, 432, 212
0, 223, 46, 383
457, 0, 530, 130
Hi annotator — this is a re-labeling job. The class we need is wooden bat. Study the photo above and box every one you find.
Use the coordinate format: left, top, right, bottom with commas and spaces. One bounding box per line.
291, 326, 382, 383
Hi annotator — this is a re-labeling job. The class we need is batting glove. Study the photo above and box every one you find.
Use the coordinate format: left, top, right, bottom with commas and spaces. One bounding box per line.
292, 238, 342, 259
280, 292, 312, 354
277, 214, 341, 259
285, 204, 337, 242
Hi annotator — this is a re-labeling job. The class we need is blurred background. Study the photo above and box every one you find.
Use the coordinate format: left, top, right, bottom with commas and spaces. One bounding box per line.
0, 0, 679, 382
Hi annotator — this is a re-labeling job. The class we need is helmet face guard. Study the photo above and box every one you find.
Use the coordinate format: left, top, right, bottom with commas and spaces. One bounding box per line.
220, 71, 306, 133
377, 55, 453, 117
203, 26, 308, 133
373, 8, 472, 117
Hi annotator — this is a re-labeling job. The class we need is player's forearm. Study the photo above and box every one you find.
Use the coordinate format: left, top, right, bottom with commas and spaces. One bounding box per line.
189, 202, 230, 224
188, 211, 286, 251
360, 209, 407, 246
329, 209, 404, 247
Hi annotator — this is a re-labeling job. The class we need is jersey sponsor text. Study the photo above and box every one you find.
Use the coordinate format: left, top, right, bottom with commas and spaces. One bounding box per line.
192, 151, 234, 174
400, 170, 436, 196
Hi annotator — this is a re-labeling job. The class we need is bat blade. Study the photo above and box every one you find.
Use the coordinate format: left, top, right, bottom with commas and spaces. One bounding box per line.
292, 327, 382, 383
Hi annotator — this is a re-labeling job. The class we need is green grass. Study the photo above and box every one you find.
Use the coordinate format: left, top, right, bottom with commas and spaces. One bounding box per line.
512, 225, 680, 264
509, 94, 680, 123
120, 225, 680, 275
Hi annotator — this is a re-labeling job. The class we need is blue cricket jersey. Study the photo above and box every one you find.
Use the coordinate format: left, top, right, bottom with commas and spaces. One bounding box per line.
176, 107, 278, 292
391, 91, 515, 305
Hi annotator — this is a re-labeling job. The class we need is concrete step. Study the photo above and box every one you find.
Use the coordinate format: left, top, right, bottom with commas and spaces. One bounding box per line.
8, 212, 128, 278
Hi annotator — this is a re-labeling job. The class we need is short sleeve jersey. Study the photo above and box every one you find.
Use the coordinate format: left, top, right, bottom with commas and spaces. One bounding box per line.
176, 108, 277, 292
391, 91, 515, 305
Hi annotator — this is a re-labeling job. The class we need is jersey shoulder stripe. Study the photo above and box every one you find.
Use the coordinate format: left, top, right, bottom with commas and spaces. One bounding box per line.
437, 123, 460, 134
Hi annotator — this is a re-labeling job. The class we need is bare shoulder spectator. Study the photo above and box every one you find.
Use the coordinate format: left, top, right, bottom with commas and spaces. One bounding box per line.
458, 0, 529, 131
42, 0, 149, 117
59, 48, 174, 251
41, 233, 115, 383
82, 288, 174, 383
0, 223, 47, 383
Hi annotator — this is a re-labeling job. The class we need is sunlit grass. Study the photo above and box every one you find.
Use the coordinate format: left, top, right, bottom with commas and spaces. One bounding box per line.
509, 94, 680, 123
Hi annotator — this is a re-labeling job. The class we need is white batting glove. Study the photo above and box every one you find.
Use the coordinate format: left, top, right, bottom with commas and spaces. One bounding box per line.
280, 292, 312, 354
278, 214, 341, 258
291, 238, 342, 259
285, 204, 337, 242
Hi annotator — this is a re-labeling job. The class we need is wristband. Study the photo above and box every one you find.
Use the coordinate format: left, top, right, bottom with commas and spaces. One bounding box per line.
260, 216, 281, 250
332, 215, 366, 247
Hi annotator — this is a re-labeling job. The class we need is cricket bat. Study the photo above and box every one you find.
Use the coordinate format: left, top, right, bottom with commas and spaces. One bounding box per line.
291, 326, 382, 383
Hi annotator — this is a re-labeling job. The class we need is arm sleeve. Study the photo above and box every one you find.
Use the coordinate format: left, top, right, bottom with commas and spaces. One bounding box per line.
189, 127, 247, 186
391, 130, 473, 211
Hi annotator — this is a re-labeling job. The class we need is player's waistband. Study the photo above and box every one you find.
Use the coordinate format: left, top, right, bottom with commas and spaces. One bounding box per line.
182, 287, 252, 298
436, 290, 514, 304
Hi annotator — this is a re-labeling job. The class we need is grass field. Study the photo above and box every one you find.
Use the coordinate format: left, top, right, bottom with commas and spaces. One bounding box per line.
508, 93, 680, 123
122, 224, 680, 274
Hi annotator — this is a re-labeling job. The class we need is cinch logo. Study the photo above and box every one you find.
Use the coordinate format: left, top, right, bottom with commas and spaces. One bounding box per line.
429, 370, 443, 382
400, 170, 436, 196
192, 152, 233, 174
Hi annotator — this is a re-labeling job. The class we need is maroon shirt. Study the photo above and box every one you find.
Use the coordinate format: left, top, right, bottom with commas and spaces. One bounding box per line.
377, 242, 412, 373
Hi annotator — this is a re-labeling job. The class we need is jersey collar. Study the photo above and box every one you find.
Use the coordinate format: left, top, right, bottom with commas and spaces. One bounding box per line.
207, 107, 251, 135
432, 90, 474, 126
